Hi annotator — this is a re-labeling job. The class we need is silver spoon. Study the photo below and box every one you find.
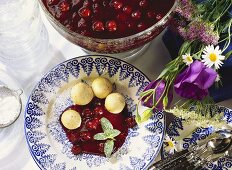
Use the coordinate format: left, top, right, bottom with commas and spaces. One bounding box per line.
193, 136, 232, 169
0, 85, 22, 128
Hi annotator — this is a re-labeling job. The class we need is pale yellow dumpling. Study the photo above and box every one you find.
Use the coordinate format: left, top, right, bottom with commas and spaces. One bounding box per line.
61, 110, 82, 130
71, 82, 94, 105
92, 77, 113, 99
105, 93, 126, 114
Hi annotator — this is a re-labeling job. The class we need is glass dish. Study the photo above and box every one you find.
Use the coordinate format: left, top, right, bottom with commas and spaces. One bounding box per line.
38, 0, 178, 56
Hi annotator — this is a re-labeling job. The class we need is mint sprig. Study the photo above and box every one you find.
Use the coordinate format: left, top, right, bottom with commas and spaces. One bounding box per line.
104, 140, 114, 157
93, 117, 121, 157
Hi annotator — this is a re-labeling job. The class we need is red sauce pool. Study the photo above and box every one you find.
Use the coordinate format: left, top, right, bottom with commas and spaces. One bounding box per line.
60, 97, 136, 156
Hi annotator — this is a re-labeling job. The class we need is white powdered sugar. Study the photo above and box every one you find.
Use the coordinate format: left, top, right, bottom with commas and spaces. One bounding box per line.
0, 95, 20, 125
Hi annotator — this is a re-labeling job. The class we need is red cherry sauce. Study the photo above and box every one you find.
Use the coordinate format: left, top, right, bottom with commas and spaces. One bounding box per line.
42, 0, 175, 39
60, 97, 136, 156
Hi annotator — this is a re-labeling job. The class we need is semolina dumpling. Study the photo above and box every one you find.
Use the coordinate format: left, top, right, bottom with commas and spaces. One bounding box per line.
92, 77, 113, 99
61, 109, 82, 130
71, 82, 94, 105
105, 93, 125, 114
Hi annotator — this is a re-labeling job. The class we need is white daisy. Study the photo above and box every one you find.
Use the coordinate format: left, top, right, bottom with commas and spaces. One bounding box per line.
182, 53, 193, 66
202, 45, 225, 69
163, 135, 177, 154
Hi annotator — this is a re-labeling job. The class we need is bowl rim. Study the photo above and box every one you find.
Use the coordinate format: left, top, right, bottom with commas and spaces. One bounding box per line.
24, 55, 166, 170
38, 0, 179, 42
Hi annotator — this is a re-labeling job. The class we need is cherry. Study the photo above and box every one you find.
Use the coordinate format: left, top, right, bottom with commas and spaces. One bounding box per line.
86, 118, 100, 130
92, 3, 100, 11
139, 0, 148, 8
55, 11, 69, 24
110, 0, 123, 10
59, 1, 70, 12
71, 145, 82, 155
131, 10, 142, 20
80, 131, 92, 141
92, 21, 105, 31
83, 0, 92, 7
92, 0, 101, 2
137, 22, 147, 31
106, 20, 117, 31
123, 6, 132, 14
126, 21, 136, 30
66, 132, 81, 144
117, 13, 129, 21
102, 0, 109, 7
125, 117, 137, 128
72, 0, 83, 6
77, 18, 88, 28
72, 12, 80, 23
47, 0, 59, 5
82, 107, 94, 118
98, 142, 105, 153
78, 7, 91, 18
93, 106, 104, 116
65, 24, 75, 31
147, 11, 156, 19
156, 13, 163, 20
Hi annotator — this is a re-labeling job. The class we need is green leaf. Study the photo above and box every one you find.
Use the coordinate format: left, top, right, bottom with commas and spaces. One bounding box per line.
93, 133, 108, 140
100, 117, 113, 132
225, 50, 232, 60
139, 89, 154, 97
157, 68, 169, 79
104, 140, 114, 157
105, 129, 121, 139
138, 109, 153, 123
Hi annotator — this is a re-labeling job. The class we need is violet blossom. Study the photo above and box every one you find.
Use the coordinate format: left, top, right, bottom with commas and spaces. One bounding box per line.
141, 79, 173, 110
174, 60, 217, 100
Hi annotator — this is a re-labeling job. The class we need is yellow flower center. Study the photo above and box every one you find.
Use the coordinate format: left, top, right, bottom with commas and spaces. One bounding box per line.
167, 141, 174, 147
209, 53, 217, 62
186, 56, 193, 62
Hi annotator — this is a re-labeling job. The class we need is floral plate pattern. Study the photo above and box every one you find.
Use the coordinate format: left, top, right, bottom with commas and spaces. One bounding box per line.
163, 105, 232, 170
24, 55, 165, 170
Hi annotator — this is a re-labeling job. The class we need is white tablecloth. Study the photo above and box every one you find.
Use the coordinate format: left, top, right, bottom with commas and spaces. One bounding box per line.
1, 7, 231, 170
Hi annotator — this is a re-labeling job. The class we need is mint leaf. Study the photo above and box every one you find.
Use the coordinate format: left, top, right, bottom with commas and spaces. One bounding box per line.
105, 129, 121, 139
100, 117, 113, 131
104, 140, 114, 157
93, 133, 108, 140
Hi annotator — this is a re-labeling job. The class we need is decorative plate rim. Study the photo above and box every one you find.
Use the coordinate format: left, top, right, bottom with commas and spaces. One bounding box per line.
24, 55, 165, 170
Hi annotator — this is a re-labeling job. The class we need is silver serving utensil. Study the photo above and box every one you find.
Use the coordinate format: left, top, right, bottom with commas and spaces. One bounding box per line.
192, 136, 232, 169
0, 85, 22, 128
150, 134, 232, 170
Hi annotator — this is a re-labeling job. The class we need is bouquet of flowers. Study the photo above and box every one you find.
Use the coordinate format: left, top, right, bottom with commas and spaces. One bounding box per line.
136, 0, 232, 127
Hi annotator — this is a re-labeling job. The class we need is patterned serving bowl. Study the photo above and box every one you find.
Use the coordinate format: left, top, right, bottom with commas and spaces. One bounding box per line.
24, 55, 165, 170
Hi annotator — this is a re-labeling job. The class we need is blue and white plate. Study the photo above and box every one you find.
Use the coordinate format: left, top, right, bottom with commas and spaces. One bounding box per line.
24, 55, 165, 170
163, 105, 232, 170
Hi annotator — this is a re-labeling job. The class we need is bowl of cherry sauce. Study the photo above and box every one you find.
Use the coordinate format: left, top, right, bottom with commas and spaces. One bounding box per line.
39, 0, 177, 56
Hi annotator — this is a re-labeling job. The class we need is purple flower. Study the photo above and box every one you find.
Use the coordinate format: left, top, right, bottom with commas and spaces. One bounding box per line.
174, 60, 217, 100
142, 80, 173, 110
